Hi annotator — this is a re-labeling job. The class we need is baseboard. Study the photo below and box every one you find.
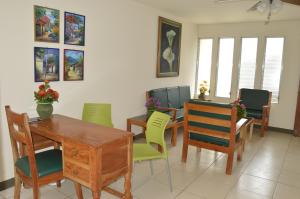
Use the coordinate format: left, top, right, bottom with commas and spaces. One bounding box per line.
267, 126, 294, 134
0, 178, 14, 191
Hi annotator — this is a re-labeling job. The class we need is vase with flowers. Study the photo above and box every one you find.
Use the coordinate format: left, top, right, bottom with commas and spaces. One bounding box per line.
34, 80, 59, 119
145, 97, 160, 119
198, 80, 209, 100
232, 98, 247, 121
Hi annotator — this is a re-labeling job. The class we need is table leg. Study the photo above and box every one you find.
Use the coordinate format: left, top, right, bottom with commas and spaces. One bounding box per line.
249, 123, 254, 140
74, 182, 83, 199
171, 125, 177, 146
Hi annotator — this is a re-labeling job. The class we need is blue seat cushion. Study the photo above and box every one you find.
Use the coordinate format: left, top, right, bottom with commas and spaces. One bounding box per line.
246, 109, 263, 119
190, 132, 240, 147
179, 86, 191, 108
15, 149, 62, 178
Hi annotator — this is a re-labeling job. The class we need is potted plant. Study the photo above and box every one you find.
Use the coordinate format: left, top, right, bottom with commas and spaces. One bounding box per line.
34, 80, 59, 119
199, 80, 209, 100
232, 98, 247, 120
145, 97, 160, 119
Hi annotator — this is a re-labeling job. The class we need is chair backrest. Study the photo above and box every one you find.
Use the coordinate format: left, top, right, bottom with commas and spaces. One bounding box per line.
5, 106, 38, 179
184, 100, 237, 147
145, 111, 170, 155
239, 88, 271, 111
82, 103, 113, 127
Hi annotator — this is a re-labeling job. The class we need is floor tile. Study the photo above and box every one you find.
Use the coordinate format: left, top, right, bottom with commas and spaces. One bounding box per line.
278, 169, 300, 188
273, 183, 300, 199
175, 191, 207, 199
225, 188, 271, 199
234, 174, 276, 197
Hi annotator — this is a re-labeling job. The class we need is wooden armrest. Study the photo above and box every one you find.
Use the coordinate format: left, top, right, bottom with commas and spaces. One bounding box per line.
156, 106, 177, 121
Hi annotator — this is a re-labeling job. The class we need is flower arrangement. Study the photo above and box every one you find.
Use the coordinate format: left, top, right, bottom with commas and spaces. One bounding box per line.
199, 80, 209, 94
34, 80, 59, 104
145, 97, 160, 111
232, 98, 247, 119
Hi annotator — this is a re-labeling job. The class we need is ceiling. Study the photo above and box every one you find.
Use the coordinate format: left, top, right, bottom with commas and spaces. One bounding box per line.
134, 0, 300, 24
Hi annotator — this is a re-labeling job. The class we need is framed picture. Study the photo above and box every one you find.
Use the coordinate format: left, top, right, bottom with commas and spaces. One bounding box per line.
156, 17, 182, 77
64, 49, 84, 81
64, 12, 85, 46
34, 5, 60, 43
34, 47, 60, 82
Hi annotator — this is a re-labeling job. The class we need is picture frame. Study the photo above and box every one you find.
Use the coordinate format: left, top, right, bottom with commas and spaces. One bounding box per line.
156, 17, 182, 77
64, 12, 85, 46
34, 5, 60, 43
64, 49, 84, 81
34, 47, 60, 82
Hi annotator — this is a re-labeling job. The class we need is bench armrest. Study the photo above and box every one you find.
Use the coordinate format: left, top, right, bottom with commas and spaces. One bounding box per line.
156, 106, 177, 121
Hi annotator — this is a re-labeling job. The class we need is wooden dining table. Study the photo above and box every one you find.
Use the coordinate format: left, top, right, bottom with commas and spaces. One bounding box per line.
29, 114, 133, 199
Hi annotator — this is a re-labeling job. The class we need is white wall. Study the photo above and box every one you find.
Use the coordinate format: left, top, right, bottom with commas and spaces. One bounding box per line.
198, 20, 300, 130
0, 0, 198, 181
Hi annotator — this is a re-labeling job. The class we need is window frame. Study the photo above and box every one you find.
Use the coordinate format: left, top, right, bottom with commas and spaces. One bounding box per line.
194, 37, 214, 98
261, 36, 285, 104
237, 37, 259, 94
215, 37, 235, 99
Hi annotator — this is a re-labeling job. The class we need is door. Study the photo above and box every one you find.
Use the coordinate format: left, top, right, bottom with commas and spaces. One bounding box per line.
295, 80, 300, 136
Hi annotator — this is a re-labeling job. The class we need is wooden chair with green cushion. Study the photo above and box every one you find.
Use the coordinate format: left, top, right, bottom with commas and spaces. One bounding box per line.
239, 88, 272, 137
181, 100, 246, 175
133, 111, 173, 191
82, 103, 114, 127
5, 106, 67, 199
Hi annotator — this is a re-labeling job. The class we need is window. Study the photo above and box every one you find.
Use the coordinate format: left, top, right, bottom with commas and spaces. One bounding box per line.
262, 37, 284, 103
216, 38, 235, 98
238, 38, 258, 90
196, 39, 213, 95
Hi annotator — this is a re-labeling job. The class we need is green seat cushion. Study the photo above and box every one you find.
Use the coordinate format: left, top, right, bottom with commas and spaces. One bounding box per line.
15, 149, 62, 178
176, 108, 184, 122
246, 109, 263, 119
190, 132, 240, 147
133, 143, 165, 161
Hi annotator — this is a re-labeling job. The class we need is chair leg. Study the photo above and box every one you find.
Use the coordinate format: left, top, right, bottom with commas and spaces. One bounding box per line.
165, 158, 173, 192
32, 184, 39, 199
92, 191, 100, 199
181, 138, 188, 163
14, 173, 21, 199
260, 124, 265, 137
226, 152, 234, 175
74, 182, 83, 199
149, 160, 154, 175
171, 126, 177, 146
56, 181, 61, 188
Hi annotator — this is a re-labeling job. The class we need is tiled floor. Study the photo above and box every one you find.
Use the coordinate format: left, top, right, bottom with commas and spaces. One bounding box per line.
1, 128, 300, 199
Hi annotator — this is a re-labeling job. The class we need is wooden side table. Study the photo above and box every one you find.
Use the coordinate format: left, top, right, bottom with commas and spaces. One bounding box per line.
127, 114, 178, 146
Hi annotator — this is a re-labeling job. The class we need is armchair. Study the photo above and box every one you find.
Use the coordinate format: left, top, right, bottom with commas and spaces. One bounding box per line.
181, 100, 245, 175
239, 88, 272, 137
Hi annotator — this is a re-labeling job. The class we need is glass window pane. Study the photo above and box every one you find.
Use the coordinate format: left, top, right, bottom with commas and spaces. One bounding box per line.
262, 37, 284, 103
238, 38, 258, 90
196, 39, 213, 95
216, 38, 235, 98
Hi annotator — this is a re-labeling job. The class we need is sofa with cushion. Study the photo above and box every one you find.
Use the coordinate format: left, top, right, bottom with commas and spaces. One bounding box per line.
146, 85, 191, 126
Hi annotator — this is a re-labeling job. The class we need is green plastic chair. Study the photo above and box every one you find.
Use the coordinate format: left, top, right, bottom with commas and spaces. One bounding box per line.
82, 103, 113, 128
133, 111, 173, 191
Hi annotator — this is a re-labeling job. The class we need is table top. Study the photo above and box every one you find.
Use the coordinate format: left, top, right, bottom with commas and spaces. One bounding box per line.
29, 114, 132, 148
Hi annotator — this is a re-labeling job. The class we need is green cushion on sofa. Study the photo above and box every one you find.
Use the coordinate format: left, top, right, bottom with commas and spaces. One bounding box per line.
240, 88, 269, 111
15, 149, 62, 178
246, 109, 263, 119
190, 132, 240, 147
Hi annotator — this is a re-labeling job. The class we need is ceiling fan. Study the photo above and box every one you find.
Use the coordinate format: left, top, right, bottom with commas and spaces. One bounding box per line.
216, 0, 300, 24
